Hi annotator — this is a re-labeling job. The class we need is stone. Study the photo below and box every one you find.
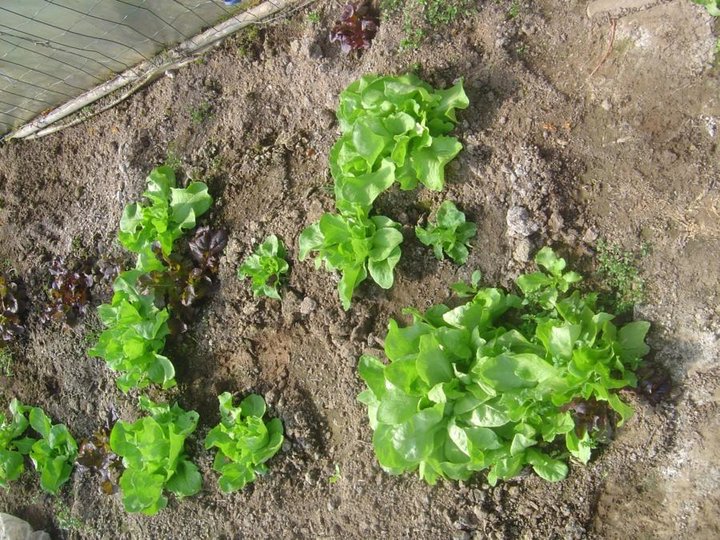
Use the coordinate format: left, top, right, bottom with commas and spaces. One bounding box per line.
299, 296, 317, 315
513, 238, 533, 263
0, 514, 50, 540
506, 206, 539, 238
582, 227, 599, 244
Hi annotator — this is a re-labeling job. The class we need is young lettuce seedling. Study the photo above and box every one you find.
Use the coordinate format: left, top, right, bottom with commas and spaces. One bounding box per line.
109, 398, 201, 515
1, 401, 78, 494
89, 271, 174, 392
118, 166, 212, 272
25, 406, 78, 494
238, 235, 289, 300
0, 273, 24, 342
330, 1, 379, 54
415, 201, 477, 264
205, 393, 284, 492
299, 204, 403, 310
0, 399, 34, 488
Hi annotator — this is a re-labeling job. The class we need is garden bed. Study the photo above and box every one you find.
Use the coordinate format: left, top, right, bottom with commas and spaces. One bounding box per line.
1, 0, 719, 538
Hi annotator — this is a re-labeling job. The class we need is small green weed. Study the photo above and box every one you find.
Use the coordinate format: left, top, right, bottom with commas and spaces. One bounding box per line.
164, 143, 182, 171
596, 239, 648, 313
381, 0, 476, 50
54, 499, 85, 532
307, 10, 320, 23
329, 464, 342, 484
189, 102, 213, 125
507, 0, 522, 19
0, 347, 12, 376
236, 25, 261, 57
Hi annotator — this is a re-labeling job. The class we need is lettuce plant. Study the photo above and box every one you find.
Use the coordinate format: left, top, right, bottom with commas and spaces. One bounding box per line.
138, 227, 228, 334
299, 205, 403, 310
89, 270, 174, 392
76, 418, 122, 495
109, 398, 201, 515
330, 74, 469, 210
26, 406, 78, 494
0, 274, 24, 341
238, 234, 289, 300
330, 1, 379, 54
358, 247, 649, 485
40, 257, 95, 327
91, 167, 216, 391
0, 399, 34, 488
118, 166, 212, 271
415, 201, 477, 264
205, 393, 284, 492
1, 401, 77, 493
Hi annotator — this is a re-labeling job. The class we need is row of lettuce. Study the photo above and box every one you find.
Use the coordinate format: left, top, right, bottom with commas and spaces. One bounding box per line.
1, 74, 654, 514
1, 167, 284, 515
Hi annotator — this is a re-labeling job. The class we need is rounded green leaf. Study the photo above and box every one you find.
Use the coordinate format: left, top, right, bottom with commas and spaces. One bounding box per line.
240, 394, 267, 419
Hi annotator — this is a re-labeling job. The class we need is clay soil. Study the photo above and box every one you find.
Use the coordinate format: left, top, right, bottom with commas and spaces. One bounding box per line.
1, 0, 719, 538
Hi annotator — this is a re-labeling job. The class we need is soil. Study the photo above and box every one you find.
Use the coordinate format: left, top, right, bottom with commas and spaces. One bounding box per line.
1, 0, 719, 538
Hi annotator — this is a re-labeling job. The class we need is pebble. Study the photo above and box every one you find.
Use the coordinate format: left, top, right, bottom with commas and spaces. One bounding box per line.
582, 227, 599, 244
299, 296, 317, 315
600, 99, 612, 111
513, 238, 533, 263
548, 211, 565, 232
506, 206, 539, 238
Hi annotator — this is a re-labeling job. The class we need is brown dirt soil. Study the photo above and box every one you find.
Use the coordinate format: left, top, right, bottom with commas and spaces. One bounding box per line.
1, 0, 719, 538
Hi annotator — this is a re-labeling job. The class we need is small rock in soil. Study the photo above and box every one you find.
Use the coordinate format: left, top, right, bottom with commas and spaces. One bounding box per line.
583, 227, 599, 244
548, 211, 565, 232
513, 238, 533, 263
506, 206, 539, 238
299, 296, 317, 315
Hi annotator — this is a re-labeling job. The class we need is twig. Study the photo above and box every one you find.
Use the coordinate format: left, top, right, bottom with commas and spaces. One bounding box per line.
588, 18, 617, 79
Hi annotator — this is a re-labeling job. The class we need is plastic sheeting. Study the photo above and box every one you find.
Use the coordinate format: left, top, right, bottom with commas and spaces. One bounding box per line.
0, 0, 249, 135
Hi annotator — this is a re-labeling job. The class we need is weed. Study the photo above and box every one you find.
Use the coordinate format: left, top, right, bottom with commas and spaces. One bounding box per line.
0, 347, 12, 376
381, 0, 476, 50
507, 0, 521, 19
164, 142, 182, 171
54, 499, 85, 532
307, 10, 320, 23
329, 464, 342, 484
596, 239, 648, 313
236, 25, 260, 57
189, 102, 213, 124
